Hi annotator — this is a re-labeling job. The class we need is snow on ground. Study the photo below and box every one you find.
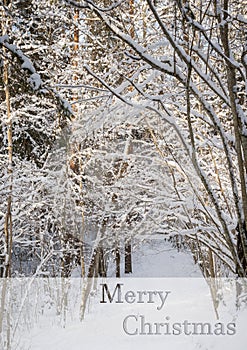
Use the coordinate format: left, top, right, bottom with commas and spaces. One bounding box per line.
71, 236, 201, 278
123, 238, 201, 277
1, 239, 247, 350
19, 277, 247, 350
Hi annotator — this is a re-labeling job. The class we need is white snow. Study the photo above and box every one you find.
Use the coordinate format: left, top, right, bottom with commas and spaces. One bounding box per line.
10, 276, 247, 350
107, 238, 201, 277
1, 240, 246, 350
27, 73, 42, 91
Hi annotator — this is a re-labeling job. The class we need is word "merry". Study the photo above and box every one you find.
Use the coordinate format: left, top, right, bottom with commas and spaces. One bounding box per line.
100, 283, 171, 311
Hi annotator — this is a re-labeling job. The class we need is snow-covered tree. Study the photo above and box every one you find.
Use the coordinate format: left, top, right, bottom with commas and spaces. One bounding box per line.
63, 0, 247, 277
2, 0, 247, 278
0, 0, 74, 277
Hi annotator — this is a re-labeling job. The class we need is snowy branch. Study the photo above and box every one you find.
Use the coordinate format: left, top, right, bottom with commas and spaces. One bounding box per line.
0, 34, 73, 118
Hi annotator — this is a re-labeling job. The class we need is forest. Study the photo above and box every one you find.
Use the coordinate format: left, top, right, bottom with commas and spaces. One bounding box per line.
1, 0, 247, 281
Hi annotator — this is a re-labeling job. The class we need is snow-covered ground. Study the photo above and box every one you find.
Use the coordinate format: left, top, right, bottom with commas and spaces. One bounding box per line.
71, 236, 201, 278
1, 239, 246, 350
123, 238, 201, 277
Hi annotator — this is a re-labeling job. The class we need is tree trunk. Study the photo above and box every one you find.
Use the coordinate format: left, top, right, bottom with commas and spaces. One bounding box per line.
115, 245, 121, 277
2, 0, 13, 278
124, 242, 132, 274
216, 0, 247, 276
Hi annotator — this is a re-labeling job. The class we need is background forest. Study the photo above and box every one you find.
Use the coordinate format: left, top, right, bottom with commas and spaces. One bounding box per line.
1, 0, 247, 279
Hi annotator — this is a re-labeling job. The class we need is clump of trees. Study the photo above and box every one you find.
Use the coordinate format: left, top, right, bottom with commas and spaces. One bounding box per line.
1, 0, 247, 279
